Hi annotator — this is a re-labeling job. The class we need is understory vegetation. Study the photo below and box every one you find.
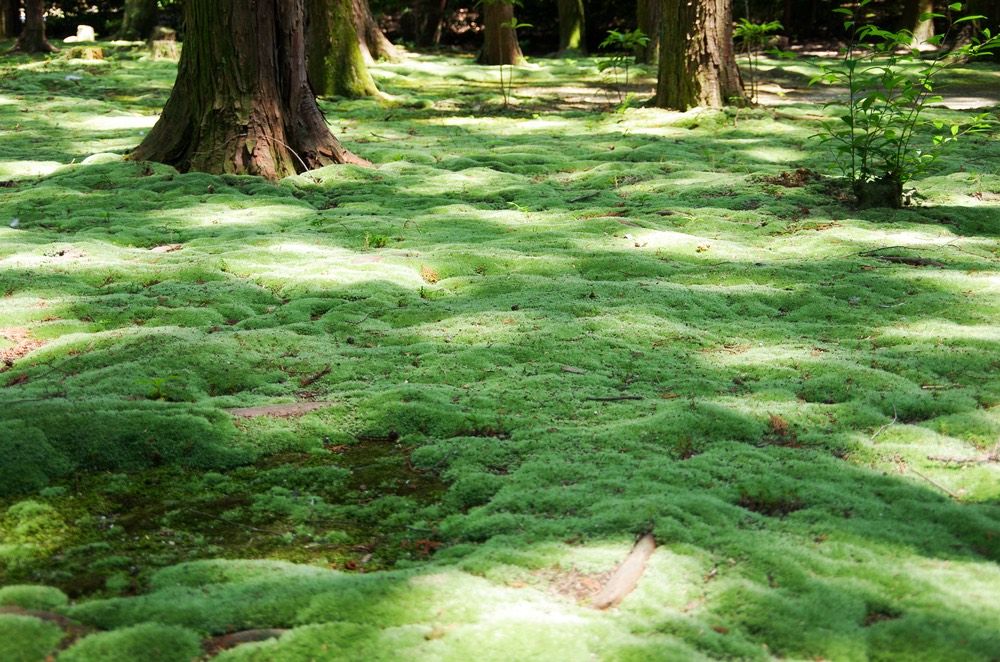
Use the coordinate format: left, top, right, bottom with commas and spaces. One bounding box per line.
1, 40, 999, 660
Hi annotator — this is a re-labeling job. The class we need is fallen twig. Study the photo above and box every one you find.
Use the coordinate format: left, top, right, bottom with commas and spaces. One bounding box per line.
871, 406, 897, 441
299, 365, 331, 388
909, 468, 960, 500
592, 533, 657, 610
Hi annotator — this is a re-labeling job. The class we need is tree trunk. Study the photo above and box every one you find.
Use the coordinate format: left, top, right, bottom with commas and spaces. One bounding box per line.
557, 0, 586, 54
655, 0, 744, 110
903, 0, 935, 47
131, 0, 367, 180
636, 0, 661, 64
477, 0, 523, 65
1, 0, 20, 39
352, 0, 399, 62
413, 0, 446, 48
118, 0, 158, 40
306, 0, 379, 98
11, 0, 55, 53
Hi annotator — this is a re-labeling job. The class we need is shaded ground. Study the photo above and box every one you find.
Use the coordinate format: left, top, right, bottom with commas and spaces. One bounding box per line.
1, 41, 999, 660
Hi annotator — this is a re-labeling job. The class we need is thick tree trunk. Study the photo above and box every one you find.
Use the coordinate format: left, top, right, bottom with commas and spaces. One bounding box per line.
1, 0, 19, 39
557, 0, 586, 54
131, 0, 367, 180
636, 0, 661, 64
477, 1, 523, 65
11, 0, 55, 53
306, 0, 379, 98
655, 0, 744, 110
351, 0, 398, 62
117, 0, 158, 40
903, 0, 935, 47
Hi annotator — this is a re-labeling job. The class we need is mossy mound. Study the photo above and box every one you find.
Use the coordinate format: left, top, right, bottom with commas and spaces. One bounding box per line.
0, 584, 69, 610
0, 614, 64, 662
60, 623, 202, 662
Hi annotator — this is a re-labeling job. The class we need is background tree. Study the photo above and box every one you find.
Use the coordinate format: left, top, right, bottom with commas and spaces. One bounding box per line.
655, 0, 744, 109
902, 0, 935, 47
11, 0, 55, 52
557, 0, 586, 54
131, 0, 367, 180
117, 0, 159, 40
307, 0, 380, 97
478, 0, 523, 65
635, 0, 660, 63
1, 0, 19, 39
353, 0, 399, 61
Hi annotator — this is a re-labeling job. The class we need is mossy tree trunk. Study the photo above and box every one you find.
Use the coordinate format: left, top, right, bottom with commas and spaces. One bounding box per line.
12, 0, 56, 53
636, 0, 661, 64
131, 0, 367, 180
352, 0, 399, 62
557, 0, 586, 54
306, 0, 379, 98
477, 0, 523, 65
1, 0, 19, 39
655, 0, 744, 110
117, 0, 158, 40
903, 0, 935, 47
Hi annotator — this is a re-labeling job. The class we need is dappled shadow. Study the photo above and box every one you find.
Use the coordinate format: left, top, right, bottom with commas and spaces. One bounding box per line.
2, 46, 999, 660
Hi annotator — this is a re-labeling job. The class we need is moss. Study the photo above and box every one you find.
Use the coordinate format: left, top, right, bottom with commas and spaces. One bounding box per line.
1, 46, 999, 660
0, 614, 64, 662
0, 584, 69, 610
59, 623, 202, 662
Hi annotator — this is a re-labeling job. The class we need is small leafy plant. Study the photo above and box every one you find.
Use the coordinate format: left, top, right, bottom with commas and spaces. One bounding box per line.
599, 29, 650, 103
733, 18, 783, 104
811, 1, 999, 208
498, 17, 532, 108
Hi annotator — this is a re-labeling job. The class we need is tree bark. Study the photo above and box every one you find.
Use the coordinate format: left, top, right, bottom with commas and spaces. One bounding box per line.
131, 0, 367, 180
903, 0, 935, 47
413, 0, 446, 48
636, 0, 661, 64
1, 0, 20, 39
11, 0, 55, 53
351, 0, 398, 62
655, 0, 744, 110
557, 0, 586, 54
477, 0, 523, 65
118, 0, 158, 40
306, 0, 379, 98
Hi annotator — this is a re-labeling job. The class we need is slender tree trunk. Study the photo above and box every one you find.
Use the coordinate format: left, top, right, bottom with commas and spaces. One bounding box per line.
636, 0, 661, 63
1, 0, 20, 39
117, 0, 158, 40
131, 0, 367, 180
306, 0, 379, 98
413, 0, 446, 48
557, 0, 586, 54
351, 0, 399, 62
655, 0, 744, 110
903, 0, 935, 47
477, 0, 523, 65
11, 0, 55, 53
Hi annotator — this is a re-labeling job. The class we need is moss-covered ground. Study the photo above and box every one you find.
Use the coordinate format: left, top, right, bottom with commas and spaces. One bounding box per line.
1, 41, 999, 660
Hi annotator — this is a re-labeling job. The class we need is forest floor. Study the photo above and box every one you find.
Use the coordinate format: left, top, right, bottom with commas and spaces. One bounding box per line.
1, 41, 999, 661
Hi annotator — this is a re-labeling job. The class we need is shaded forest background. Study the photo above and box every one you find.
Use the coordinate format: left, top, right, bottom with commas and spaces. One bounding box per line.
14, 0, 1000, 53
